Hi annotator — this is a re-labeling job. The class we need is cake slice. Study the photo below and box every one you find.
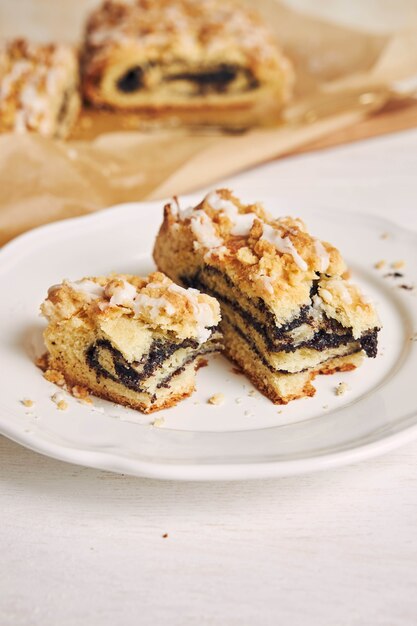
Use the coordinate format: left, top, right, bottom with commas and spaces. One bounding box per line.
81, 0, 293, 124
0, 38, 80, 138
40, 272, 222, 413
153, 190, 381, 404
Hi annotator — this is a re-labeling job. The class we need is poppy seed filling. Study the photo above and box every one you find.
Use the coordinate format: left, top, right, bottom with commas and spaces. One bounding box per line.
180, 267, 379, 363
116, 63, 259, 95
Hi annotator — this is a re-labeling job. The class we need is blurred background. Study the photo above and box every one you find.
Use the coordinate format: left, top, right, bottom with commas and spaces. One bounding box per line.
1, 0, 417, 42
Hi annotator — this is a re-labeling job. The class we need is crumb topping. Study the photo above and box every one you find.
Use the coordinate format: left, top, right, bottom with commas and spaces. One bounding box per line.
41, 271, 221, 343
162, 188, 380, 334
83, 0, 292, 84
0, 38, 78, 135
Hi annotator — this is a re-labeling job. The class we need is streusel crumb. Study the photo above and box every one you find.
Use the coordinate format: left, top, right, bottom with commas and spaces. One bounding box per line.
335, 382, 349, 396
208, 393, 225, 405
44, 368, 66, 387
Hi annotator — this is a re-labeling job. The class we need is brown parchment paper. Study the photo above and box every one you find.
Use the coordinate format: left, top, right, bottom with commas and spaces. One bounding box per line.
1, 0, 417, 245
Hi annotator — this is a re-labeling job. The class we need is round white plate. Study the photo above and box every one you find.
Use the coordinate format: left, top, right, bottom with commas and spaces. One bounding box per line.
0, 196, 416, 480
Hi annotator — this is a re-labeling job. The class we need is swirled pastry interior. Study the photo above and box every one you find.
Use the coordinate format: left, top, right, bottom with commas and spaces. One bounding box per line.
153, 190, 381, 404
81, 0, 293, 123
41, 272, 222, 413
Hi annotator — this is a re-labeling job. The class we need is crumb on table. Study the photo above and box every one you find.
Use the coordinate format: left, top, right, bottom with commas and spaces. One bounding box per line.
21, 399, 34, 408
152, 417, 165, 427
208, 393, 225, 406
335, 382, 349, 396
392, 260, 405, 269
380, 232, 389, 239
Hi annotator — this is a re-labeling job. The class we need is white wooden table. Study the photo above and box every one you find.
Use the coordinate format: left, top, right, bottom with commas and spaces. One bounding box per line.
2, 129, 417, 626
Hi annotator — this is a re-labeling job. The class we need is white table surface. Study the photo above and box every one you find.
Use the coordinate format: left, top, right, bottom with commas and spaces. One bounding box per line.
2, 128, 417, 626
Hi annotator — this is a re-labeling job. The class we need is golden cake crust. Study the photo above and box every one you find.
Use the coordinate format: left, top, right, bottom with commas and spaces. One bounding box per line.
81, 0, 293, 113
0, 38, 80, 138
46, 355, 197, 414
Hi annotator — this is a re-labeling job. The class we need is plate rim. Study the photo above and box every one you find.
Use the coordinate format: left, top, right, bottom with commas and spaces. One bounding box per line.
2, 415, 417, 480
1, 196, 416, 480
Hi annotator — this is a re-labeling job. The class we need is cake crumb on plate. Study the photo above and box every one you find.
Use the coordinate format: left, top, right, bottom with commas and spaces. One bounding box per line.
208, 393, 225, 406
51, 392, 69, 411
335, 382, 349, 396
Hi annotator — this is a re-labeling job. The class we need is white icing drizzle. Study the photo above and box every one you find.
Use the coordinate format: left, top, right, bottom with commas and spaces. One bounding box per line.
109, 279, 137, 307
190, 210, 223, 249
320, 288, 333, 302
261, 224, 308, 271
178, 205, 194, 220
205, 191, 236, 213
205, 191, 257, 236
68, 280, 104, 300
168, 283, 217, 343
132, 294, 175, 320
314, 239, 330, 273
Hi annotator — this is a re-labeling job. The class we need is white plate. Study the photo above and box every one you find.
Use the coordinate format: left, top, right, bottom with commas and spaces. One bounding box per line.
0, 197, 416, 480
